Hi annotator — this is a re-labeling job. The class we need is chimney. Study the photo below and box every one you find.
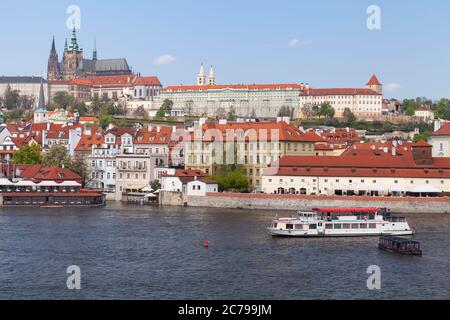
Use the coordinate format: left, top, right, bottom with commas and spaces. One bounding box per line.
434, 119, 441, 132
392, 147, 396, 156
172, 126, 177, 133
157, 126, 161, 133
148, 125, 153, 131
383, 147, 388, 153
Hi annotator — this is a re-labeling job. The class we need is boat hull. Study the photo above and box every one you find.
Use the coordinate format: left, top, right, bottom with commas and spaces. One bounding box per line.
268, 228, 414, 237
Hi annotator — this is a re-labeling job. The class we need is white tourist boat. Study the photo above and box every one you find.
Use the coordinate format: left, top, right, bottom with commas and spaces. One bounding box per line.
268, 208, 414, 237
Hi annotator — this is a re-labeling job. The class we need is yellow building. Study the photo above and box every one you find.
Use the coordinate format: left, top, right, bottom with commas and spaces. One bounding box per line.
184, 119, 324, 188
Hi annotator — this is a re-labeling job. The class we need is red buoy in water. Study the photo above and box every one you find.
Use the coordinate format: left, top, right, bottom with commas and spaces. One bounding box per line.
204, 240, 209, 248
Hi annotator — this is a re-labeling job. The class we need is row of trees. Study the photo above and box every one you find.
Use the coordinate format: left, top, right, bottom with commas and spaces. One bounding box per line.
12, 144, 88, 182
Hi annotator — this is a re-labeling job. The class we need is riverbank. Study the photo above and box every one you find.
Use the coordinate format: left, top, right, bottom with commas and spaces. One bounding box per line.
186, 193, 450, 214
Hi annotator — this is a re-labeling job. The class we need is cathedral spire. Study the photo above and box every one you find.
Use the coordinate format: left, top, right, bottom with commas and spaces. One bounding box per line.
64, 38, 68, 51
70, 27, 79, 51
38, 77, 46, 111
51, 36, 56, 52
93, 37, 97, 61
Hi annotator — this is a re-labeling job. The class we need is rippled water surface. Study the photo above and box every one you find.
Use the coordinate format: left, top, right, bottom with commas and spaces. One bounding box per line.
0, 203, 449, 299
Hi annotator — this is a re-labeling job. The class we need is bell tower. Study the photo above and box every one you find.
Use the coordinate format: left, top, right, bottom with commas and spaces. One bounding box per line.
197, 64, 206, 86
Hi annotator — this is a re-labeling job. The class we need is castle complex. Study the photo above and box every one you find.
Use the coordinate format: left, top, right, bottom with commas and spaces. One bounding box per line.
47, 28, 132, 81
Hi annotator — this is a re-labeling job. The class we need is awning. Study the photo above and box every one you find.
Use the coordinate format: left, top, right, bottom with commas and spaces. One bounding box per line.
144, 193, 157, 198
411, 185, 442, 193
141, 185, 153, 192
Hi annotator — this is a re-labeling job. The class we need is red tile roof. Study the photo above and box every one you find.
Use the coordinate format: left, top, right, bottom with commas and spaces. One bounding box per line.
432, 123, 450, 136
75, 135, 104, 151
134, 126, 172, 145
165, 84, 304, 92
69, 75, 162, 88
191, 121, 322, 142
18, 165, 82, 182
366, 75, 382, 86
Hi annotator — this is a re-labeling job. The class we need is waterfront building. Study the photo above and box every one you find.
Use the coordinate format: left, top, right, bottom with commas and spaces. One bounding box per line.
47, 30, 132, 81
429, 121, 450, 157
0, 76, 48, 109
261, 140, 450, 196
0, 164, 104, 207
298, 75, 383, 119
161, 169, 218, 196
184, 118, 323, 188
114, 152, 166, 201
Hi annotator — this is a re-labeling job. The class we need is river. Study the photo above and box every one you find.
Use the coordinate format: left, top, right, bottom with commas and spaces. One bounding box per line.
0, 203, 449, 299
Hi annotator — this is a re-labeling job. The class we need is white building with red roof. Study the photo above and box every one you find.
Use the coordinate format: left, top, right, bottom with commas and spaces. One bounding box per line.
429, 121, 450, 157
160, 67, 306, 118
298, 75, 383, 119
262, 141, 450, 197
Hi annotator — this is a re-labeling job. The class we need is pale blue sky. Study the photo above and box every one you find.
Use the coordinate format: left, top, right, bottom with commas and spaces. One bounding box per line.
1, 0, 449, 99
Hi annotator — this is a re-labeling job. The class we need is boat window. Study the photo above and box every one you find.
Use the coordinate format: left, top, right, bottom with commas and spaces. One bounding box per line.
295, 224, 303, 230
309, 224, 317, 230
369, 224, 376, 229
360, 223, 368, 229
286, 224, 294, 230
325, 224, 333, 229
351, 224, 359, 229
343, 224, 351, 229
273, 223, 278, 229
334, 224, 342, 229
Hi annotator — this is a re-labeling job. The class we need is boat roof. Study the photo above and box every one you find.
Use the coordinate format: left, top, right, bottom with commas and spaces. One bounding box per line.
380, 237, 420, 244
312, 208, 380, 214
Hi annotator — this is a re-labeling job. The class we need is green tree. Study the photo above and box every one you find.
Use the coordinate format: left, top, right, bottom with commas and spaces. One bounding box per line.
318, 102, 335, 119
150, 180, 161, 191
343, 108, 356, 124
53, 91, 75, 109
227, 106, 237, 121
210, 165, 249, 192
155, 106, 167, 118
413, 131, 432, 143
434, 98, 450, 120
42, 145, 71, 168
2, 84, 20, 110
161, 99, 174, 116
403, 99, 417, 116
12, 144, 42, 165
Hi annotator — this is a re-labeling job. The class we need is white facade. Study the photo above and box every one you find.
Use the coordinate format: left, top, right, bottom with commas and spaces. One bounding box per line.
88, 146, 120, 194
184, 180, 218, 196
160, 84, 303, 118
261, 175, 450, 196
299, 91, 383, 118
0, 77, 48, 108
415, 108, 435, 122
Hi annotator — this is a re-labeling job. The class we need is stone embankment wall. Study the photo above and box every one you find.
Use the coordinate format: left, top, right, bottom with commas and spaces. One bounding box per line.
187, 193, 450, 214
160, 191, 185, 206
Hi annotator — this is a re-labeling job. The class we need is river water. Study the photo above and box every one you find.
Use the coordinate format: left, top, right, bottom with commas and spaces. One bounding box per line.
0, 203, 449, 300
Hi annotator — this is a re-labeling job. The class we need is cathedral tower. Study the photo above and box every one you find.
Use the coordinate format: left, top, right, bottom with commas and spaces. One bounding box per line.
63, 27, 84, 80
197, 64, 206, 86
208, 65, 215, 85
47, 36, 61, 81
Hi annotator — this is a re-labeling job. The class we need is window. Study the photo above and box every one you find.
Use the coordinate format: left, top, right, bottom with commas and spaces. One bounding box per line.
334, 224, 342, 229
